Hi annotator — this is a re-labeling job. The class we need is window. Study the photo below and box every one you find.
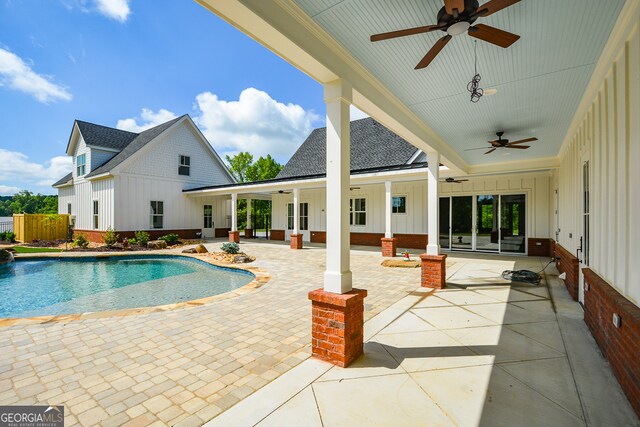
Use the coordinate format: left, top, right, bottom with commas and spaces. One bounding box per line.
203, 205, 213, 228
350, 198, 366, 226
150, 201, 164, 229
76, 154, 86, 176
392, 196, 406, 214
67, 203, 72, 215
92, 200, 98, 229
179, 155, 190, 176
286, 202, 309, 230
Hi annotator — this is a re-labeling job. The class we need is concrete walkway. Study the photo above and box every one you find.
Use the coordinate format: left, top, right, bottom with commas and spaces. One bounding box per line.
207, 254, 639, 427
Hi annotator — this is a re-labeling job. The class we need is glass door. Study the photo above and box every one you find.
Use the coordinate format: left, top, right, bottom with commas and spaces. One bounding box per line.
451, 196, 473, 250
439, 197, 451, 250
476, 195, 499, 252
500, 194, 526, 253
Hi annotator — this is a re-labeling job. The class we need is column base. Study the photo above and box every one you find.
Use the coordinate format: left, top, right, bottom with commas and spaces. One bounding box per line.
290, 234, 303, 249
308, 288, 367, 368
420, 254, 447, 289
245, 228, 253, 239
228, 231, 240, 243
381, 237, 397, 257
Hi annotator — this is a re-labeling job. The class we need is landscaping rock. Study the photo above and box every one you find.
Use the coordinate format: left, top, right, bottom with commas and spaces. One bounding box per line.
147, 240, 167, 250
233, 255, 250, 263
182, 248, 197, 254
111, 243, 124, 250
0, 249, 14, 265
195, 244, 208, 254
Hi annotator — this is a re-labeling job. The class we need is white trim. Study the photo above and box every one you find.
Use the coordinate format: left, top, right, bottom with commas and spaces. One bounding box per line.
86, 145, 121, 153
406, 149, 422, 164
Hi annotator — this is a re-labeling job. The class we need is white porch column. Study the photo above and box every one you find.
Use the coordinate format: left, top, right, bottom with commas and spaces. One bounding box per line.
323, 79, 352, 294
385, 181, 392, 238
246, 198, 252, 227
292, 188, 300, 234
426, 151, 440, 255
231, 193, 238, 232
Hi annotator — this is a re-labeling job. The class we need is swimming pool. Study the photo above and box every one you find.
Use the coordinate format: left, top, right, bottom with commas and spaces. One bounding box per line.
0, 255, 254, 318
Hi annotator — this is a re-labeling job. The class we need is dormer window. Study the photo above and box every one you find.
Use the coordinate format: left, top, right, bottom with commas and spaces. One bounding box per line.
76, 154, 86, 176
179, 155, 190, 176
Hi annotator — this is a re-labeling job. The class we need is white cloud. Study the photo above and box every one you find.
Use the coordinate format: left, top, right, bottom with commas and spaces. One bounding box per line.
116, 108, 177, 132
0, 185, 21, 196
350, 105, 369, 120
0, 47, 72, 103
94, 0, 130, 22
118, 88, 321, 162
0, 149, 72, 188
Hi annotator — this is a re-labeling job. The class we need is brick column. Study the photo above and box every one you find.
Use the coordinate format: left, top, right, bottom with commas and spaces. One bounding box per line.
420, 254, 447, 289
290, 233, 303, 249
309, 288, 367, 367
245, 228, 253, 239
228, 231, 240, 243
381, 237, 397, 257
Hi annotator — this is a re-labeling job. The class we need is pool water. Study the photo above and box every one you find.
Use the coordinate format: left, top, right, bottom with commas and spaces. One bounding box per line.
0, 256, 254, 318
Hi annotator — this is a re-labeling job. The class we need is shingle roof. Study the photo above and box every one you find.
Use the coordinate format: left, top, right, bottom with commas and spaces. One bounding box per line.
52, 172, 72, 187
86, 115, 184, 178
276, 117, 420, 179
75, 121, 138, 152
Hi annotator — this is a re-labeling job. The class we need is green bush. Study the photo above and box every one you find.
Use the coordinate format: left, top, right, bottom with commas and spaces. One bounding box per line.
159, 233, 180, 245
128, 238, 138, 245
73, 233, 89, 249
103, 227, 119, 248
0, 231, 16, 243
134, 231, 150, 247
221, 242, 240, 254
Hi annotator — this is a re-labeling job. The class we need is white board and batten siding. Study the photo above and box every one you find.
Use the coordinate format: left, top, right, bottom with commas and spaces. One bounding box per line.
555, 17, 640, 305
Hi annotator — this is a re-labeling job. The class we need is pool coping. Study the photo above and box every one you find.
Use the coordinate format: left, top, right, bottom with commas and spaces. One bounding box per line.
0, 251, 271, 327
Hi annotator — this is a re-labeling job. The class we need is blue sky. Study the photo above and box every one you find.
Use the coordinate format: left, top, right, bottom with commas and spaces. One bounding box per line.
0, 0, 367, 195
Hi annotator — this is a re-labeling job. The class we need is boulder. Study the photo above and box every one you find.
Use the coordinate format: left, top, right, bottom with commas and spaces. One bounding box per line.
195, 244, 208, 254
0, 249, 14, 265
147, 240, 168, 250
233, 255, 250, 263
111, 243, 124, 250
182, 248, 197, 254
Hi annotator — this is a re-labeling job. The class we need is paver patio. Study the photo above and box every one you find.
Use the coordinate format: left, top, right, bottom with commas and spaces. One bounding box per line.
1, 241, 636, 426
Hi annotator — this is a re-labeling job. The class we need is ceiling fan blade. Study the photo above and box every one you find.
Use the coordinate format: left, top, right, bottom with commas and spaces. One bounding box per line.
444, 0, 465, 16
508, 137, 538, 145
484, 148, 497, 155
469, 24, 520, 48
415, 35, 452, 69
465, 146, 493, 151
370, 25, 441, 42
506, 145, 529, 149
477, 0, 521, 17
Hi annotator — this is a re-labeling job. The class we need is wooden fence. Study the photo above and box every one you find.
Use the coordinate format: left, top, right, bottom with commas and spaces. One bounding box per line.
13, 214, 70, 243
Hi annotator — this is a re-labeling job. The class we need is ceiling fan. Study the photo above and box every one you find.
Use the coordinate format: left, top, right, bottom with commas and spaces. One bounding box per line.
465, 131, 538, 154
441, 177, 469, 183
370, 0, 521, 70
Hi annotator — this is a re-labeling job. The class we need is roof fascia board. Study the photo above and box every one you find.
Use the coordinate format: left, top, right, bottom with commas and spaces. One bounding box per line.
195, 0, 469, 173
86, 172, 113, 181
406, 149, 422, 164
559, 0, 639, 158
65, 122, 80, 156
86, 145, 121, 153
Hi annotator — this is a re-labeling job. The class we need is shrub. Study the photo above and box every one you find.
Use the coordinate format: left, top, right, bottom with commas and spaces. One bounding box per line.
159, 233, 180, 245
103, 227, 119, 248
73, 233, 89, 249
134, 231, 150, 247
221, 242, 240, 254
0, 231, 16, 243
128, 238, 137, 245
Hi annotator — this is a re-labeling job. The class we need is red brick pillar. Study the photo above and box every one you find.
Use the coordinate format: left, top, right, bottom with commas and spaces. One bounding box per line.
420, 254, 447, 289
381, 237, 397, 257
245, 228, 253, 239
228, 231, 240, 243
308, 288, 367, 367
290, 234, 303, 249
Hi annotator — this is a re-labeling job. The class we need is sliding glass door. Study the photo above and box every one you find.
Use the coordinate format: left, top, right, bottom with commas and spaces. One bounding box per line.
439, 193, 526, 254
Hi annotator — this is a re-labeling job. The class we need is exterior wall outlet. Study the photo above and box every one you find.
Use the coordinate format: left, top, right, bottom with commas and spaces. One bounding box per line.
613, 313, 622, 328
585, 282, 590, 292
536, 242, 542, 246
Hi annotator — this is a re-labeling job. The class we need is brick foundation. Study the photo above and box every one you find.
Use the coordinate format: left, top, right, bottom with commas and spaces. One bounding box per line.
420, 254, 447, 289
290, 234, 303, 250
555, 243, 579, 301
381, 237, 397, 257
215, 228, 230, 238
583, 268, 640, 417
245, 228, 253, 239
308, 288, 367, 367
270, 229, 285, 241
74, 229, 201, 244
528, 238, 553, 257
228, 231, 240, 243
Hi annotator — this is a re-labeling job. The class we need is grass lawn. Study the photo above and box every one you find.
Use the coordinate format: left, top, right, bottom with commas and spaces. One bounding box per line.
9, 246, 63, 253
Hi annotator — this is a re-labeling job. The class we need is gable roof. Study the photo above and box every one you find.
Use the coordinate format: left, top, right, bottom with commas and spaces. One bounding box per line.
86, 115, 184, 178
52, 172, 73, 188
74, 121, 138, 152
276, 117, 420, 180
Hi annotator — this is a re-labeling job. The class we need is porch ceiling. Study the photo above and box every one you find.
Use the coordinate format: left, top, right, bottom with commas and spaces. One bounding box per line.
292, 0, 624, 166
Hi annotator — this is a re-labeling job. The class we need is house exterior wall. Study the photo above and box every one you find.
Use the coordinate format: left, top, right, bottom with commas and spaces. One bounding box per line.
90, 148, 117, 170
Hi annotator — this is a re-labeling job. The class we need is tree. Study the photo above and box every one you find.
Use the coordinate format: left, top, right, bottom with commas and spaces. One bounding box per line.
0, 191, 58, 215
226, 152, 254, 183
246, 155, 283, 182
